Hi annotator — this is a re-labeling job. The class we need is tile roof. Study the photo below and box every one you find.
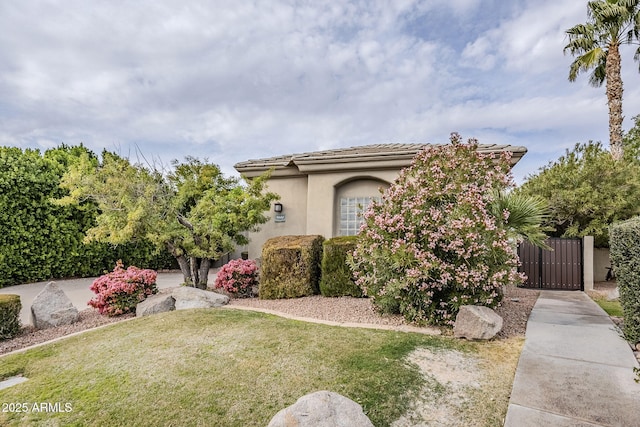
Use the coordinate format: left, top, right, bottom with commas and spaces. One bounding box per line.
234, 142, 527, 173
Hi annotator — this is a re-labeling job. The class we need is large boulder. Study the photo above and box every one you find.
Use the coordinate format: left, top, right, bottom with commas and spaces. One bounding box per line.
171, 287, 229, 310
267, 391, 374, 427
453, 305, 503, 340
136, 293, 175, 317
30, 282, 79, 329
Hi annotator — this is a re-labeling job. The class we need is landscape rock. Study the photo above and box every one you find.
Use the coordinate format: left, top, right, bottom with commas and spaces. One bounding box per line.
453, 305, 503, 340
30, 282, 79, 329
136, 293, 175, 317
267, 390, 374, 427
171, 287, 229, 310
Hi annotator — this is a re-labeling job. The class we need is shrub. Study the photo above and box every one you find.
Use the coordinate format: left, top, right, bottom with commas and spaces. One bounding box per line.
320, 236, 362, 297
0, 145, 176, 288
349, 134, 524, 326
88, 261, 158, 316
214, 259, 259, 297
519, 142, 640, 248
0, 294, 21, 340
260, 235, 324, 299
610, 216, 640, 343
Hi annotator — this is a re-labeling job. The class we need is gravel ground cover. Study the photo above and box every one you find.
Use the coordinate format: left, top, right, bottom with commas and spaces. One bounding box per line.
1, 286, 539, 356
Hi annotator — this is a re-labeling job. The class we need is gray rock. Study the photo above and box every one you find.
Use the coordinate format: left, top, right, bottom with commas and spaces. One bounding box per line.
136, 293, 175, 317
30, 282, 79, 329
171, 287, 229, 310
453, 305, 503, 340
267, 391, 374, 427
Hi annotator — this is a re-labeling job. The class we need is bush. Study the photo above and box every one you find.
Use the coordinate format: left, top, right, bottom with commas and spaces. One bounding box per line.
349, 134, 524, 326
214, 259, 259, 297
260, 235, 324, 299
320, 236, 362, 297
519, 142, 640, 248
88, 261, 158, 316
610, 216, 640, 343
0, 294, 21, 340
0, 145, 176, 288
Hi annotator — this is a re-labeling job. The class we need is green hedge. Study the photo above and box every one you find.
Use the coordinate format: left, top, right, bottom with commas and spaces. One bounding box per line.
0, 294, 21, 340
610, 216, 640, 343
0, 145, 175, 288
259, 235, 324, 299
320, 236, 362, 297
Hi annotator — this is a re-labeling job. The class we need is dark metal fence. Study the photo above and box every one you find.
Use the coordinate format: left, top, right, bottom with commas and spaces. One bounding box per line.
518, 238, 583, 290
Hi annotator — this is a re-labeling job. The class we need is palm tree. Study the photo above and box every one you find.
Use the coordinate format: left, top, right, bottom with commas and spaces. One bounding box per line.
564, 0, 640, 161
490, 191, 550, 249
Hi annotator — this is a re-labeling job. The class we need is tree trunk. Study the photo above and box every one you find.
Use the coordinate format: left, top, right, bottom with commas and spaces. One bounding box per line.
189, 257, 200, 288
606, 42, 624, 161
175, 255, 192, 286
198, 258, 211, 289
165, 242, 211, 289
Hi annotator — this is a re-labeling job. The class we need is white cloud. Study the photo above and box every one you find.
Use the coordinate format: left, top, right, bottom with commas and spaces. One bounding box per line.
0, 0, 637, 185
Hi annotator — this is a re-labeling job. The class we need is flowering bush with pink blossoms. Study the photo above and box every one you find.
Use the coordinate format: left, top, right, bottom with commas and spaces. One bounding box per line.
348, 133, 525, 326
88, 260, 158, 316
214, 259, 258, 298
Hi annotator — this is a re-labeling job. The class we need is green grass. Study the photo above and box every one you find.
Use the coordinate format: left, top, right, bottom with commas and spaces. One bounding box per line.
591, 295, 624, 317
0, 309, 519, 426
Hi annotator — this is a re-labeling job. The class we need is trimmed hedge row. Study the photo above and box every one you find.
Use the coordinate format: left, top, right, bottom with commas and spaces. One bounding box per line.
320, 236, 362, 297
259, 235, 324, 299
610, 216, 640, 344
0, 294, 21, 340
259, 235, 363, 299
0, 145, 175, 288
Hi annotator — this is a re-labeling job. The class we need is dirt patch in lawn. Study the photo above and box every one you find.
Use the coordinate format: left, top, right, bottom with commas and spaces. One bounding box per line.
394, 337, 523, 427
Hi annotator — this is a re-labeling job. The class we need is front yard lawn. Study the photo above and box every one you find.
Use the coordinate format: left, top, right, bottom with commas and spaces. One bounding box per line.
0, 309, 521, 426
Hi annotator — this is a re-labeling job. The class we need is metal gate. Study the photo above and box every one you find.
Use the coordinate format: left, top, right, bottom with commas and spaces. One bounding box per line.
518, 238, 583, 290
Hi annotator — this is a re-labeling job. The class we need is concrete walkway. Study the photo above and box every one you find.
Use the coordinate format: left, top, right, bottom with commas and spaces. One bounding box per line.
505, 291, 640, 427
0, 271, 217, 326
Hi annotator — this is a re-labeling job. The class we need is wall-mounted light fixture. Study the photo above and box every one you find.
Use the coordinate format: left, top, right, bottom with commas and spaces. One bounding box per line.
274, 202, 283, 213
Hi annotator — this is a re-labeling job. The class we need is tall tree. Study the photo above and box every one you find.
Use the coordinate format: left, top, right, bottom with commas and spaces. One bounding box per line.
564, 0, 640, 160
57, 152, 277, 289
518, 141, 640, 247
623, 113, 640, 159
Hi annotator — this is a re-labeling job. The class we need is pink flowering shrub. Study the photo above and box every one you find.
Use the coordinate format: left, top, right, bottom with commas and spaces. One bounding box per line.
88, 260, 158, 316
214, 259, 258, 297
348, 133, 525, 326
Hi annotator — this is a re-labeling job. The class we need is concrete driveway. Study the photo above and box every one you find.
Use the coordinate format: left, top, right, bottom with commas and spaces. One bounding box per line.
0, 271, 218, 326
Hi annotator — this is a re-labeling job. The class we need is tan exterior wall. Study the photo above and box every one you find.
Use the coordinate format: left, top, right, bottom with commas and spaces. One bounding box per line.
246, 175, 308, 258
245, 170, 398, 258
594, 248, 611, 282
306, 171, 396, 237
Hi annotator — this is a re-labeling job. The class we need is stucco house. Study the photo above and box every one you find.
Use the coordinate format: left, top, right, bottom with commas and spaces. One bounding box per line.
234, 143, 527, 258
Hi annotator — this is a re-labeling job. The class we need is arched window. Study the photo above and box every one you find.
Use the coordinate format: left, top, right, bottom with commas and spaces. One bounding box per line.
334, 178, 389, 236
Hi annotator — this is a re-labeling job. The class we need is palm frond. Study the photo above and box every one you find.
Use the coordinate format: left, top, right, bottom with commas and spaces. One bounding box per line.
490, 191, 551, 249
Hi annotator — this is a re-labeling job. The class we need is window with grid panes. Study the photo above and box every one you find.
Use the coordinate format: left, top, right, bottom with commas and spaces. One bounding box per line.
338, 196, 380, 236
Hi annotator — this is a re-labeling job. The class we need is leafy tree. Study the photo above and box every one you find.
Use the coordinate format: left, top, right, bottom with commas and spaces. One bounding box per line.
519, 141, 640, 247
623, 114, 640, 160
0, 145, 171, 287
57, 152, 277, 289
564, 0, 640, 160
348, 134, 528, 326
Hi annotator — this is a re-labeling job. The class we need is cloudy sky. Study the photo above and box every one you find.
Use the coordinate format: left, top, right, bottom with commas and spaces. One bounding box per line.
2, 0, 640, 184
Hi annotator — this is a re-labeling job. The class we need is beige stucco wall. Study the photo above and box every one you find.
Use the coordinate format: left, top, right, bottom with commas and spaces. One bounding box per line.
245, 170, 398, 258
306, 171, 397, 238
245, 175, 309, 258
594, 247, 612, 282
